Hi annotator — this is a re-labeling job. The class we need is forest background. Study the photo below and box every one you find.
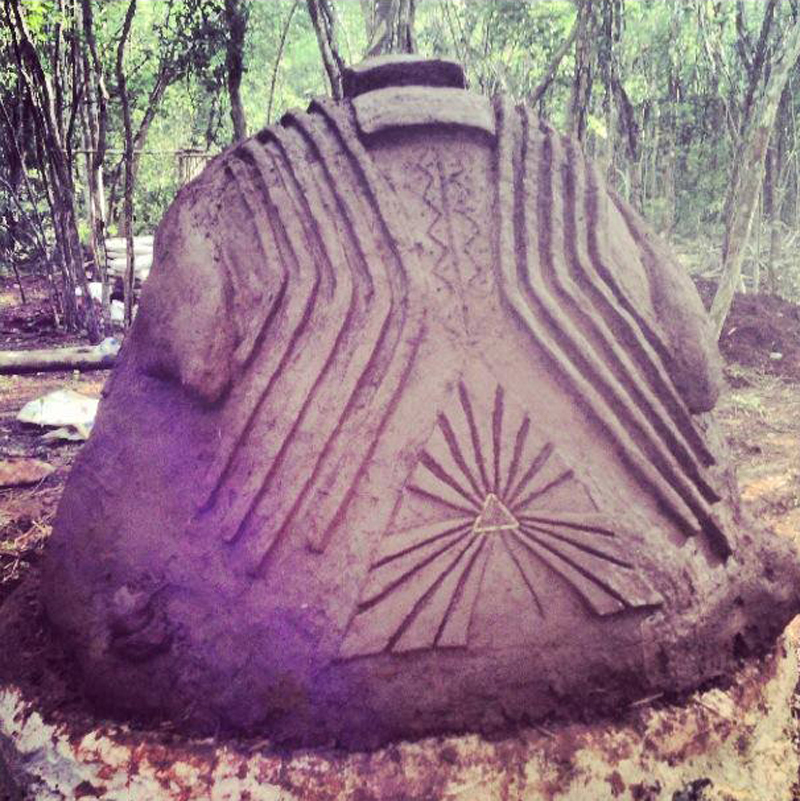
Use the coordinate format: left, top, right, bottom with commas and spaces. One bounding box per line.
2, 0, 800, 343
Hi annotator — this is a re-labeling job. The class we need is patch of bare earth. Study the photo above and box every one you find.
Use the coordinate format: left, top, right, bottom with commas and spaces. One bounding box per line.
1, 275, 106, 604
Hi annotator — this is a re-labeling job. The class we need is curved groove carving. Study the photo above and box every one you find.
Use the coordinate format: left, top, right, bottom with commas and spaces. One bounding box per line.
44, 58, 800, 750
493, 98, 729, 558
287, 101, 425, 558
553, 131, 715, 477
339, 383, 662, 659
528, 114, 719, 536
188, 100, 424, 572
574, 146, 714, 465
188, 142, 323, 541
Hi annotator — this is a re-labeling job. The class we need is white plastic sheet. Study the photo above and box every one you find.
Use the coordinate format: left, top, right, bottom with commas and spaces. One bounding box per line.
17, 388, 100, 441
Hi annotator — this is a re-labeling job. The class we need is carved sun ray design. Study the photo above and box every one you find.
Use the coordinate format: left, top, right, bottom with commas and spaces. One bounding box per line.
339, 382, 662, 659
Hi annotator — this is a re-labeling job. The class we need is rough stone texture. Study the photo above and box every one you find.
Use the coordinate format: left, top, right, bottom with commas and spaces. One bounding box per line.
40, 56, 800, 746
1, 638, 798, 800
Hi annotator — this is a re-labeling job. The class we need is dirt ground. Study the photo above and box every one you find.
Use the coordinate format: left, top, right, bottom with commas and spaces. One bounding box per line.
695, 277, 800, 383
0, 276, 105, 605
1, 272, 800, 791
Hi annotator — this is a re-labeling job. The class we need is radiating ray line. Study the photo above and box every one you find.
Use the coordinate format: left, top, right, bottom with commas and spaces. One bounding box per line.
384, 533, 479, 652
519, 523, 632, 568
513, 527, 629, 605
458, 382, 491, 493
360, 529, 475, 611
374, 521, 474, 568
506, 442, 554, 506
518, 512, 615, 536
437, 412, 485, 499
501, 531, 545, 617
502, 415, 531, 498
419, 451, 483, 508
512, 469, 574, 512
406, 484, 476, 518
491, 385, 504, 494
433, 535, 488, 646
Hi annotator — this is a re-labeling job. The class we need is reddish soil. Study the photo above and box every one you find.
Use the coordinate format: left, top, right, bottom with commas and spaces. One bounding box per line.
0, 274, 87, 352
695, 277, 800, 382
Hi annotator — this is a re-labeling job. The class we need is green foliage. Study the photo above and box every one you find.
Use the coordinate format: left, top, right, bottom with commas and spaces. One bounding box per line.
3, 0, 800, 302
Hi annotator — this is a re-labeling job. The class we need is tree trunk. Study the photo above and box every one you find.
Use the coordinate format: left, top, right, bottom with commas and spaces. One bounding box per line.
663, 99, 677, 236
363, 0, 416, 56
115, 0, 137, 329
566, 0, 597, 144
0, 344, 117, 375
710, 15, 800, 338
306, 0, 344, 99
764, 87, 788, 294
752, 189, 762, 293
528, 12, 579, 107
224, 0, 248, 142
266, 0, 300, 124
615, 79, 642, 208
79, 0, 111, 331
763, 134, 776, 293
3, 0, 100, 340
719, 0, 778, 248
661, 6, 681, 237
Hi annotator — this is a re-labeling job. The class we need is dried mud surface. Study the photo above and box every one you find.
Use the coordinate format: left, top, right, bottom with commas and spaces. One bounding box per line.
0, 273, 799, 759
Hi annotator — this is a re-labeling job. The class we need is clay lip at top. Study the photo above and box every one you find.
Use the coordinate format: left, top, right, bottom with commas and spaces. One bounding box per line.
342, 54, 467, 98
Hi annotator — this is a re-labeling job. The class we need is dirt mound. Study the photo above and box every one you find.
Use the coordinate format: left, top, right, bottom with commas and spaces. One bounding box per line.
694, 279, 800, 381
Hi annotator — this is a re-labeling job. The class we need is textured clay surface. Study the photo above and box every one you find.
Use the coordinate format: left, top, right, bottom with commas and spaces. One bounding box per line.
40, 57, 800, 747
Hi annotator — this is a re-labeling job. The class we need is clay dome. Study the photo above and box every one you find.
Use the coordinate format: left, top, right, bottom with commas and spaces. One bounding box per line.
42, 56, 800, 748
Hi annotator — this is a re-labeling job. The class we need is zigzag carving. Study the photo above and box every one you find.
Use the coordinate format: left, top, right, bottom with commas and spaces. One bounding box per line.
416, 147, 450, 271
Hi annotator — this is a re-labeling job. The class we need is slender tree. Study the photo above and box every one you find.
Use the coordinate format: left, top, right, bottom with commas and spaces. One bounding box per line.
3, 0, 100, 339
115, 0, 137, 327
79, 0, 111, 328
306, 0, 344, 98
566, 0, 599, 143
223, 0, 248, 142
710, 9, 800, 337
266, 0, 300, 124
529, 11, 579, 107
362, 0, 416, 56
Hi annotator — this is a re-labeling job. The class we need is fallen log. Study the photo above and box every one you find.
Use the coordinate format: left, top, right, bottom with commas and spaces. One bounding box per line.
0, 344, 118, 374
